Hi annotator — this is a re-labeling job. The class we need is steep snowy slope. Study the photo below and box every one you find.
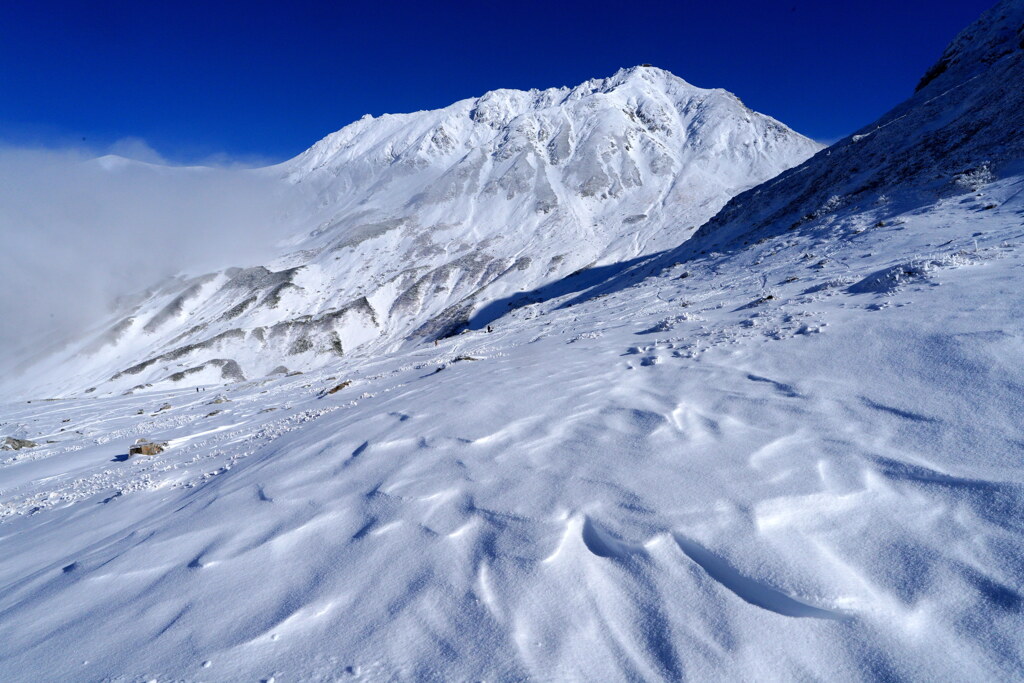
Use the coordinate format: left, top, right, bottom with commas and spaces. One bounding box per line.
9, 66, 819, 399
679, 0, 1024, 255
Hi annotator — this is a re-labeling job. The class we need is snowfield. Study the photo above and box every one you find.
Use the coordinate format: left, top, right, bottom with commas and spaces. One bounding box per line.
1, 180, 1022, 680
2, 0, 1024, 679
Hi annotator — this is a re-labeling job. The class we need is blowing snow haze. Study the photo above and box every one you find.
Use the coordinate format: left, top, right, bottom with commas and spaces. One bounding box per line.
0, 147, 294, 367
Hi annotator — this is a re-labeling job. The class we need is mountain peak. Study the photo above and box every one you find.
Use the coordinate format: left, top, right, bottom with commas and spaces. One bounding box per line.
565, 64, 698, 99
611, 63, 687, 83
288, 65, 783, 184
15, 66, 821, 398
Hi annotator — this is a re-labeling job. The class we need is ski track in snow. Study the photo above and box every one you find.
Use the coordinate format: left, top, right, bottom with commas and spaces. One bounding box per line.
1, 183, 1023, 680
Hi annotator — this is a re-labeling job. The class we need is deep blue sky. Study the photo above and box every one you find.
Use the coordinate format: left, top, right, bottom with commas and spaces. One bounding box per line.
0, 0, 995, 164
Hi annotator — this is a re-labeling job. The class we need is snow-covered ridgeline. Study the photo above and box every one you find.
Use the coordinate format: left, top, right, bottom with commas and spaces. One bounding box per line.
4, 66, 820, 400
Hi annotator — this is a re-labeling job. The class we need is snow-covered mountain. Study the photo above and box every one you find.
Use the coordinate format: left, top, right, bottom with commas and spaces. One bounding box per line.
2, 3, 1024, 680
12, 66, 820, 399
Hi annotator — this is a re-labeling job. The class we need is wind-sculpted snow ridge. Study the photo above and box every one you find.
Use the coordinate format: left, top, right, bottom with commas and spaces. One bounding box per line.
4, 66, 820, 399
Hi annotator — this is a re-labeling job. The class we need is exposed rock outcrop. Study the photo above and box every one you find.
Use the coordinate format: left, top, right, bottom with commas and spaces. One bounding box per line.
2, 437, 38, 451
128, 439, 167, 457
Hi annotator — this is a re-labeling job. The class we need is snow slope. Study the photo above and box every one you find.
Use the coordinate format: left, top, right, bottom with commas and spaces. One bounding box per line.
4, 66, 820, 400
682, 0, 1024, 255
2, 175, 1022, 681
1, 3, 1023, 681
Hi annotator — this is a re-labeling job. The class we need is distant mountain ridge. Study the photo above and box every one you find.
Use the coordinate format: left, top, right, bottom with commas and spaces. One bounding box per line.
13, 66, 820, 398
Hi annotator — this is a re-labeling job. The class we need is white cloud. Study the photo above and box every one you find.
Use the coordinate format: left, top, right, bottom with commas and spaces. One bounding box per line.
0, 144, 296, 369
106, 137, 168, 164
